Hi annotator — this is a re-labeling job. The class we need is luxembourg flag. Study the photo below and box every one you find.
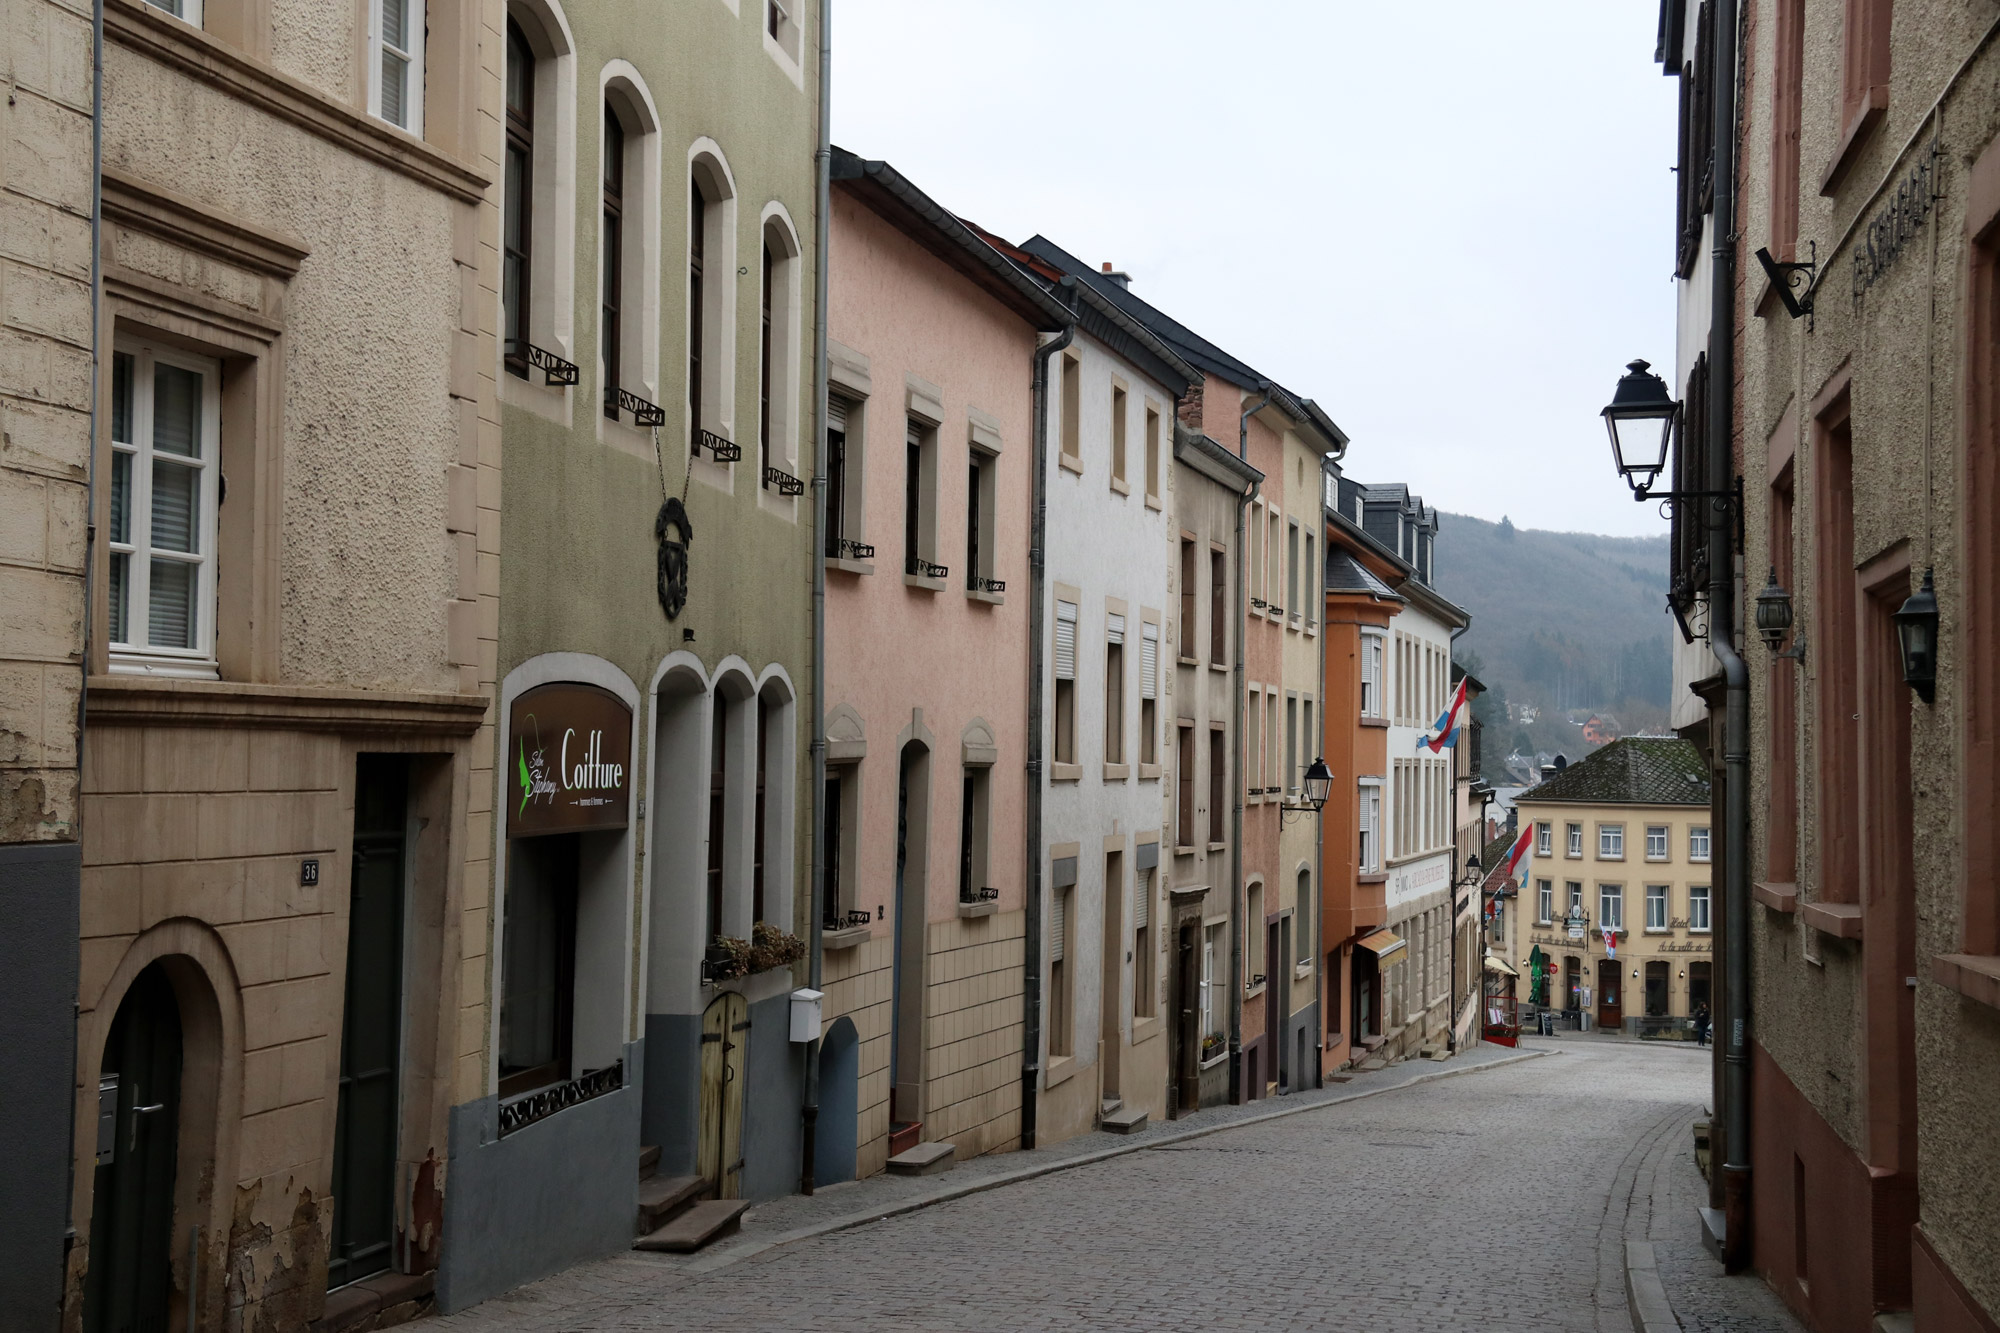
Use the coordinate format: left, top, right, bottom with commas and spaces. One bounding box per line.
1421, 677, 1470, 753
1499, 821, 1534, 888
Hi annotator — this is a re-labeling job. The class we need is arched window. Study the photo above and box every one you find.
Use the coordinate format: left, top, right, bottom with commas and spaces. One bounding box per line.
503, 0, 579, 386
601, 68, 662, 425
688, 147, 739, 469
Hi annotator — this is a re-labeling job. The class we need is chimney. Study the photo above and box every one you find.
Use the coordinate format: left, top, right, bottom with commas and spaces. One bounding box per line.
1099, 260, 1132, 290
1540, 764, 1557, 781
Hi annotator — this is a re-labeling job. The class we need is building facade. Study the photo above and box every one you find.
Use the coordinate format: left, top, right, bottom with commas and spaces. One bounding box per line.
1507, 739, 1715, 1035
439, 0, 819, 1309
68, 2, 497, 1331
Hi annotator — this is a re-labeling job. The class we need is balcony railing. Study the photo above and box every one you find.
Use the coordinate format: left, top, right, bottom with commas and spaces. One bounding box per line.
605, 385, 666, 427
693, 426, 742, 463
967, 574, 1006, 594
908, 556, 949, 580
763, 464, 805, 496
498, 1060, 623, 1136
507, 339, 579, 386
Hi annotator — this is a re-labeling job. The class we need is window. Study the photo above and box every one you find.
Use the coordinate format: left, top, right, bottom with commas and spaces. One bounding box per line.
1835, 0, 1892, 164
1209, 549, 1227, 664
1059, 352, 1080, 466
757, 239, 772, 457
1285, 695, 1298, 795
1110, 382, 1128, 489
1646, 884, 1669, 932
1689, 826, 1711, 862
1266, 693, 1279, 792
1566, 823, 1583, 858
1537, 879, 1553, 924
1144, 404, 1161, 502
764, 0, 802, 62
499, 833, 578, 1095
1200, 924, 1221, 1050
1049, 882, 1073, 1057
1489, 898, 1506, 943
1536, 822, 1552, 857
1139, 622, 1159, 766
958, 767, 990, 902
1673, 0, 1712, 278
689, 177, 708, 434
1360, 632, 1384, 718
1105, 613, 1126, 766
823, 768, 855, 924
1358, 783, 1381, 873
1296, 868, 1313, 965
1176, 724, 1195, 848
109, 340, 221, 674
1267, 509, 1282, 611
1301, 699, 1314, 790
759, 217, 802, 487
1770, 0, 1805, 257
1178, 539, 1196, 659
1286, 520, 1300, 622
966, 447, 997, 589
1646, 825, 1669, 860
1133, 867, 1155, 1018
904, 419, 940, 578
824, 397, 856, 558
1689, 883, 1712, 932
140, 0, 202, 24
1769, 463, 1798, 880
1598, 824, 1624, 859
1303, 532, 1316, 627
1567, 881, 1583, 915
1599, 884, 1623, 933
502, 21, 534, 378
370, 0, 423, 133
1053, 599, 1078, 767
600, 108, 625, 419
1208, 729, 1226, 846
688, 159, 738, 454
1247, 882, 1265, 983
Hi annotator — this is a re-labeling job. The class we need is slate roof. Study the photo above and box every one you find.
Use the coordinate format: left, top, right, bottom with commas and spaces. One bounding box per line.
1513, 737, 1711, 808
1324, 548, 1400, 601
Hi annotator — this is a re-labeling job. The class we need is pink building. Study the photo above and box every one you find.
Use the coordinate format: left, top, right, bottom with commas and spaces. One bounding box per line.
812, 151, 1069, 1180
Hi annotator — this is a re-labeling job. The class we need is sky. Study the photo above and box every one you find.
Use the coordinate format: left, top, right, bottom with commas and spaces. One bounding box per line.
829, 2, 1681, 539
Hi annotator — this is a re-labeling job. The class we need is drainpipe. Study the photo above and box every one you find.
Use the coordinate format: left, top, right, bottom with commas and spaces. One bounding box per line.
799, 0, 830, 1199
1707, 0, 1752, 1271
1229, 384, 1269, 1103
1020, 293, 1076, 1151
1313, 472, 1327, 1089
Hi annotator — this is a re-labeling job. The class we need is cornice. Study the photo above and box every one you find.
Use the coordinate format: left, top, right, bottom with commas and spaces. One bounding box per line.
87, 676, 490, 736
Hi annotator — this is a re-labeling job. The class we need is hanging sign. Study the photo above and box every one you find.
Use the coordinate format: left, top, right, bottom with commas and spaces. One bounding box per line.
509, 683, 632, 837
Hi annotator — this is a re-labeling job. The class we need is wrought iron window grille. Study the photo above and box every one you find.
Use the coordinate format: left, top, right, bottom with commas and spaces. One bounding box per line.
828, 536, 876, 561
967, 575, 1006, 594
693, 426, 743, 463
509, 340, 580, 386
1249, 973, 1266, 988
762, 464, 805, 496
822, 907, 872, 932
959, 885, 1000, 904
1250, 597, 1267, 610
605, 385, 666, 427
497, 1060, 623, 1136
908, 556, 949, 580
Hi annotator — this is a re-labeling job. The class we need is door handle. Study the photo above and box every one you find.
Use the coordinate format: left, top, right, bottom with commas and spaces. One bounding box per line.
134, 1103, 165, 1114
130, 1103, 164, 1152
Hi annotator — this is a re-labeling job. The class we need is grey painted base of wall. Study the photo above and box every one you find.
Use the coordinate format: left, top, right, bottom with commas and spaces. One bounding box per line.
0, 842, 79, 1333
1286, 1002, 1320, 1091
640, 991, 805, 1203
435, 1041, 643, 1315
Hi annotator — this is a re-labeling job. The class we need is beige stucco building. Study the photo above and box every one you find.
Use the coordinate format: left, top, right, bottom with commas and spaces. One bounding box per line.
61, 2, 498, 1330
1505, 739, 1715, 1035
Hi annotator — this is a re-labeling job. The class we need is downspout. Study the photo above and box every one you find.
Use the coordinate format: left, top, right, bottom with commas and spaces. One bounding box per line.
799, 0, 830, 1198
1313, 477, 1327, 1088
1021, 292, 1076, 1150
1707, 0, 1752, 1270
1446, 621, 1469, 1054
1229, 384, 1270, 1102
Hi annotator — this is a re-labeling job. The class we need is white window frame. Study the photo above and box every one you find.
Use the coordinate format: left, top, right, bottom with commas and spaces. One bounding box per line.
1645, 825, 1669, 860
1600, 884, 1624, 932
1361, 632, 1385, 719
1645, 883, 1669, 932
369, 0, 425, 134
1689, 825, 1712, 863
1689, 883, 1712, 933
1535, 821, 1551, 857
1566, 822, 1583, 858
1536, 879, 1553, 924
1358, 780, 1382, 874
1598, 824, 1624, 859
108, 337, 222, 678
141, 0, 204, 26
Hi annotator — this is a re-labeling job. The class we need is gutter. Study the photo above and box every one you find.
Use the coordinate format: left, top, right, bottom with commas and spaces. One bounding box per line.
800, 0, 830, 1197
1021, 311, 1077, 1150
1229, 383, 1270, 1103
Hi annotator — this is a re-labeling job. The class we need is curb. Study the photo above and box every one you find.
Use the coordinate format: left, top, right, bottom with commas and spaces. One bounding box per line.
1624, 1241, 1677, 1333
682, 1047, 1551, 1275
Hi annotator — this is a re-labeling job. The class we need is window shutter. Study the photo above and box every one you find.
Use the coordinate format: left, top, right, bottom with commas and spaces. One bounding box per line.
1106, 611, 1125, 645
1140, 623, 1158, 699
827, 396, 847, 433
1054, 600, 1078, 680
1050, 891, 1067, 963
1134, 872, 1149, 929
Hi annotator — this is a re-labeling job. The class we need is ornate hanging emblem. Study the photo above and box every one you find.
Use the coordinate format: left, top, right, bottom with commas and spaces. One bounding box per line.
656, 497, 692, 620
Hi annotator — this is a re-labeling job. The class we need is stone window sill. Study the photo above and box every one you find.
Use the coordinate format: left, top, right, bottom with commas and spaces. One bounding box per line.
1046, 1054, 1077, 1088
965, 587, 1004, 606
1103, 762, 1129, 781
1751, 881, 1797, 913
1209, 661, 1228, 675
904, 573, 946, 593
1132, 1015, 1163, 1046
958, 900, 997, 919
1178, 655, 1198, 668
1360, 716, 1389, 729
1357, 872, 1387, 884
1199, 1050, 1229, 1071
823, 924, 872, 951
1243, 982, 1266, 1000
828, 557, 874, 576
1138, 763, 1162, 781
1294, 961, 1312, 981
1933, 954, 2000, 1010
1145, 493, 1162, 511
1050, 762, 1082, 783
1058, 452, 1083, 476
1110, 476, 1130, 496
1207, 841, 1226, 853
1819, 92, 1886, 196
1175, 845, 1196, 858
1800, 900, 1863, 939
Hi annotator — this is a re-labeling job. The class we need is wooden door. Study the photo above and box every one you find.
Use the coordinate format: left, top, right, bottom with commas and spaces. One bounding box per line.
1597, 959, 1622, 1030
84, 963, 183, 1333
331, 756, 407, 1290
697, 992, 749, 1199
1174, 923, 1198, 1113
1099, 851, 1122, 1103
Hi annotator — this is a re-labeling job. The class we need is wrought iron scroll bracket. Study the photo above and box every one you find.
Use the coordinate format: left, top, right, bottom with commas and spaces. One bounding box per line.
1754, 239, 1819, 329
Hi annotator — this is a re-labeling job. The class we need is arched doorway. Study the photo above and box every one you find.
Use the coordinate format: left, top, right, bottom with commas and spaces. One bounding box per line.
85, 961, 183, 1333
813, 1017, 859, 1187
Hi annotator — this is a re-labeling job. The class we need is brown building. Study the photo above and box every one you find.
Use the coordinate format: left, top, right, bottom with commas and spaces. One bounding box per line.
1657, 0, 2000, 1326
61, 2, 498, 1330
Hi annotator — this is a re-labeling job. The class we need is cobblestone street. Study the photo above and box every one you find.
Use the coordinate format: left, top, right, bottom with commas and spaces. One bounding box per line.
435, 1039, 1802, 1332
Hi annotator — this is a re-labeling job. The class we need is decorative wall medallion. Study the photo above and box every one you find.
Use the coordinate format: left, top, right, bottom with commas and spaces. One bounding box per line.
656, 497, 692, 619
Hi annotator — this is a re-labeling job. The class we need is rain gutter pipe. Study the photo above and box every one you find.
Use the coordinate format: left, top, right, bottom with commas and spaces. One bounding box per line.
1229, 383, 1270, 1102
800, 0, 830, 1197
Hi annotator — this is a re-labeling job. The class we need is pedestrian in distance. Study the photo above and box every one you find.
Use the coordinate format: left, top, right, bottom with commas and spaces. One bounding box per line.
1694, 1003, 1711, 1047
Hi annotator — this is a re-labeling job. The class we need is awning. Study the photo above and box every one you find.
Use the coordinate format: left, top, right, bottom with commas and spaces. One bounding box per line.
1484, 953, 1519, 977
1355, 929, 1407, 963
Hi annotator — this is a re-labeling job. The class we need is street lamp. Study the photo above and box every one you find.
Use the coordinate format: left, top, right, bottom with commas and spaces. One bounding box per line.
1602, 360, 1677, 495
1893, 568, 1940, 704
1280, 757, 1333, 827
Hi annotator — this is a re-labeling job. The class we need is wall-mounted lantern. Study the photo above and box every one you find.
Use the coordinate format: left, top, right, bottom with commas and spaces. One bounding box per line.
1754, 568, 1807, 664
1893, 568, 1940, 704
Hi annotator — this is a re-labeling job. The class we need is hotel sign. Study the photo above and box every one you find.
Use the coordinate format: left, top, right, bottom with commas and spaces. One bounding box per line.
508, 683, 632, 837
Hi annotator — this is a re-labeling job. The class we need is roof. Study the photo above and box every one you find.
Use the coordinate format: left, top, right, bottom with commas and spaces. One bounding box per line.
1324, 548, 1401, 601
830, 148, 1073, 333
1173, 428, 1262, 490
1512, 737, 1712, 808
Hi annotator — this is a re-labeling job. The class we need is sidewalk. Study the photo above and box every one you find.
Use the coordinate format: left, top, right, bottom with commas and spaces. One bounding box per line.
670, 1041, 1541, 1276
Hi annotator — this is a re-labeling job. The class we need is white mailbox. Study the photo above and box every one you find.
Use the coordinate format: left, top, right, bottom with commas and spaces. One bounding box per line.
789, 987, 824, 1043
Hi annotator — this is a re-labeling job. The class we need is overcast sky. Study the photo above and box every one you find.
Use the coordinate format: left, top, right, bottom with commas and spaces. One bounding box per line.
830, 2, 1680, 539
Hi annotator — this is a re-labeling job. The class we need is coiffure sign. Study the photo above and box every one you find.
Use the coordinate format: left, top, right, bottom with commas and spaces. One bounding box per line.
508, 683, 632, 837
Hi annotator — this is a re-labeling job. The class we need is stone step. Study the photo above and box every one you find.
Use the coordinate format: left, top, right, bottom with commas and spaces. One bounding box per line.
633, 1198, 749, 1253
1101, 1105, 1148, 1135
636, 1174, 712, 1236
1356, 1057, 1388, 1072
637, 1144, 660, 1181
1100, 1098, 1122, 1117
885, 1141, 956, 1177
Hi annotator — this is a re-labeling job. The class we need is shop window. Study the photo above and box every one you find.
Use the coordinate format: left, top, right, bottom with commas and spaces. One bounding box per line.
499, 833, 578, 1095
108, 339, 221, 676
1645, 961, 1670, 1018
